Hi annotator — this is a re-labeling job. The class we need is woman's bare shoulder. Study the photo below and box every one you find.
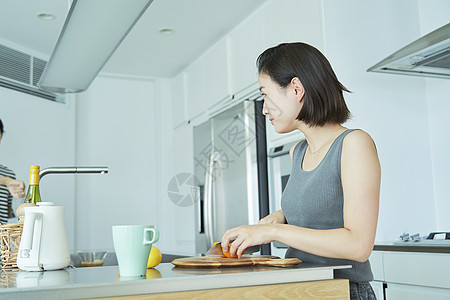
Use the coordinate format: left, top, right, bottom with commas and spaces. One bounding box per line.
342, 129, 379, 167
343, 129, 375, 149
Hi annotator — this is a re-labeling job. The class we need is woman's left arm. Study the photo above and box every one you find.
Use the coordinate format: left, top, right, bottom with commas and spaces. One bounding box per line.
222, 130, 381, 261
336, 129, 381, 261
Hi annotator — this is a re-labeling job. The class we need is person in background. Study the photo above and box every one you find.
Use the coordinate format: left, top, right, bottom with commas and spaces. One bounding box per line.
221, 43, 381, 300
0, 118, 26, 224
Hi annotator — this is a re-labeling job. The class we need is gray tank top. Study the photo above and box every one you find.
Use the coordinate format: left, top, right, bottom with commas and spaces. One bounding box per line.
281, 129, 373, 282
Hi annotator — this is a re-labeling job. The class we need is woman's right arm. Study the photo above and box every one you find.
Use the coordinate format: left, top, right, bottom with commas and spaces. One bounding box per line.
258, 209, 286, 224
0, 177, 26, 198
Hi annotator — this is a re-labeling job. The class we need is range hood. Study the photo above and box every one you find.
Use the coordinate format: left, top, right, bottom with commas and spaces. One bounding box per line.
367, 23, 450, 79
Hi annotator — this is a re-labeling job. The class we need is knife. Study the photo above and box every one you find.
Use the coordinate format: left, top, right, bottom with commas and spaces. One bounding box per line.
205, 242, 260, 257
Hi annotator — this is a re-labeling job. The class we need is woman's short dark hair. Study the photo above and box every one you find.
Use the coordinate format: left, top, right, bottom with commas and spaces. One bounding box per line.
0, 118, 4, 135
257, 42, 351, 126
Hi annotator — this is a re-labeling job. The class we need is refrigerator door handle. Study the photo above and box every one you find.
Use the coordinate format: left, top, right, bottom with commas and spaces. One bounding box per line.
204, 151, 215, 248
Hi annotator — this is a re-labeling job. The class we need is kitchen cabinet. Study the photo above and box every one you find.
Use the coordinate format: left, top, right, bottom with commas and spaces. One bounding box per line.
383, 251, 450, 289
184, 58, 207, 122
386, 283, 450, 300
204, 38, 232, 111
228, 7, 265, 96
176, 37, 232, 124
170, 72, 188, 128
369, 249, 450, 299
183, 38, 233, 124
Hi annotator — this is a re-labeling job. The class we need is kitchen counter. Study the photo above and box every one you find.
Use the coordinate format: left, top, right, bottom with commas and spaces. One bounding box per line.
374, 240, 450, 253
0, 262, 351, 299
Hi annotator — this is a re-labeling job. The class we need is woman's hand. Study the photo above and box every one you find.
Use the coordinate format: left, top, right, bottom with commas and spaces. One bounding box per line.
221, 224, 278, 258
258, 209, 286, 225
6, 179, 26, 198
220, 210, 285, 258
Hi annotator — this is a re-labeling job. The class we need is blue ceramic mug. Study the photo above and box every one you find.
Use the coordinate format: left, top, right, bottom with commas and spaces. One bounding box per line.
112, 225, 159, 277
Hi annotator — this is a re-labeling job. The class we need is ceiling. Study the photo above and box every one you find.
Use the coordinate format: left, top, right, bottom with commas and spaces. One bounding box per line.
0, 0, 265, 78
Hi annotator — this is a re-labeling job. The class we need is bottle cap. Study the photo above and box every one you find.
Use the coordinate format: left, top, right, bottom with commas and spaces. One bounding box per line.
29, 165, 40, 185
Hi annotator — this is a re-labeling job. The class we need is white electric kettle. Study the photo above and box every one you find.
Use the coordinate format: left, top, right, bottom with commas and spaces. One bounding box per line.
17, 202, 70, 271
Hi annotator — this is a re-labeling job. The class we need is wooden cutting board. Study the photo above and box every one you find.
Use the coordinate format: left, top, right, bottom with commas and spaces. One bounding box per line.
171, 255, 302, 268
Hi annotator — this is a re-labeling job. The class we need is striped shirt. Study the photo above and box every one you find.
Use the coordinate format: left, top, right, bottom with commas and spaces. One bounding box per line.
0, 164, 16, 224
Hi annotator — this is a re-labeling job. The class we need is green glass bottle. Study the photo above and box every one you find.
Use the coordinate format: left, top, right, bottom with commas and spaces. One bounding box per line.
24, 165, 42, 204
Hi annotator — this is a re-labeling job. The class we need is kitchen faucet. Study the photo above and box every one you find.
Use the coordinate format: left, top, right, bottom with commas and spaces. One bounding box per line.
39, 167, 108, 181
15, 167, 109, 222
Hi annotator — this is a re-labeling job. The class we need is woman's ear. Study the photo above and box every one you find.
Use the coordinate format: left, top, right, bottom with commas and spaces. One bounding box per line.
291, 77, 304, 100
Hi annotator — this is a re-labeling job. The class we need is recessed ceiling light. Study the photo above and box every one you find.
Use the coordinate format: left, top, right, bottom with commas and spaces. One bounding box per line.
159, 28, 175, 35
37, 13, 56, 21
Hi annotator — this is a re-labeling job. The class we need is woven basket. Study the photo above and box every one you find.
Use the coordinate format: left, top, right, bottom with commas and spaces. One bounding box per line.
0, 223, 23, 270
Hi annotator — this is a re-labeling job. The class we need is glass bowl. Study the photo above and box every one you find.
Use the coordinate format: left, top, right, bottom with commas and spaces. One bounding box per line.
77, 250, 108, 267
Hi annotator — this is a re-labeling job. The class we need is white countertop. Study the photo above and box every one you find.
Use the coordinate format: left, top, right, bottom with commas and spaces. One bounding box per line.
374, 240, 450, 253
0, 262, 350, 299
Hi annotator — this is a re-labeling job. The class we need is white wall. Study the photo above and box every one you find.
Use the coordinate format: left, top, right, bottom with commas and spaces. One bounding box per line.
0, 86, 77, 249
75, 74, 161, 252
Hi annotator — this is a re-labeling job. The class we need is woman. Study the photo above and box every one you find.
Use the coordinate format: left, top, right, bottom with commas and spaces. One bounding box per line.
221, 43, 380, 299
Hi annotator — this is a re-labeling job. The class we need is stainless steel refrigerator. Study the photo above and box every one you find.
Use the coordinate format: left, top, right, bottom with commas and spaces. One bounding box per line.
193, 100, 269, 255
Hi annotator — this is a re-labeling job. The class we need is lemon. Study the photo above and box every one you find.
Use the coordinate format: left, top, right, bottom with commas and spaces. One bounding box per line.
147, 246, 162, 268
